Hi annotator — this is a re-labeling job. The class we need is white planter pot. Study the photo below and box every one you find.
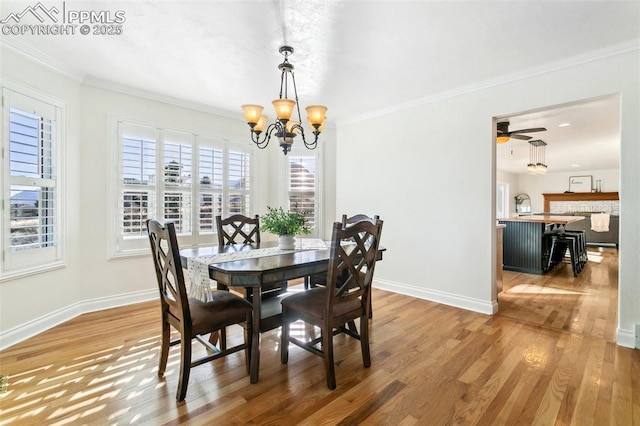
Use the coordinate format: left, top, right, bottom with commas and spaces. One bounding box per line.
278, 234, 295, 250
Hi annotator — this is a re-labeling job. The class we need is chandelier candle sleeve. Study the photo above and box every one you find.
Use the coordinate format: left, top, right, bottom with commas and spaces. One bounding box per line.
241, 45, 327, 155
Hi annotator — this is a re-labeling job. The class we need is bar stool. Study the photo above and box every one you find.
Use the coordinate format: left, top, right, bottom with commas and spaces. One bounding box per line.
545, 232, 581, 276
565, 229, 587, 267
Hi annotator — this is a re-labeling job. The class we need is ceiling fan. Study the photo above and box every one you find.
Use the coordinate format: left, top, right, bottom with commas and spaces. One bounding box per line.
496, 120, 547, 143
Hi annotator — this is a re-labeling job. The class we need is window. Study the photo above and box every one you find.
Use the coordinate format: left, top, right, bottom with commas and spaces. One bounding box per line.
228, 150, 251, 216
197, 144, 223, 233
196, 143, 252, 231
496, 182, 508, 219
1, 88, 64, 277
113, 122, 252, 256
287, 155, 317, 233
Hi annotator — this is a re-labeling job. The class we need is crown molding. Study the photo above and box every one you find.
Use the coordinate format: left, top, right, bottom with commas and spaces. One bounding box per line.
4, 34, 638, 126
2, 36, 242, 120
82, 75, 242, 120
337, 39, 640, 126
1, 36, 85, 81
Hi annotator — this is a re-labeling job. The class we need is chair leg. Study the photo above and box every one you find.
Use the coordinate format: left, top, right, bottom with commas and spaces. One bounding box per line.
360, 316, 371, 368
220, 327, 227, 350
280, 309, 290, 365
208, 330, 219, 347
323, 327, 336, 390
546, 238, 557, 271
207, 328, 227, 351
158, 318, 170, 376
176, 336, 192, 402
567, 240, 578, 277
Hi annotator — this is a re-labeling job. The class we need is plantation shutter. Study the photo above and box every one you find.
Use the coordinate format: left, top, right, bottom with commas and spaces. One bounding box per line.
121, 123, 157, 241
163, 131, 193, 234
228, 149, 251, 216
198, 140, 224, 233
3, 89, 62, 272
288, 156, 316, 229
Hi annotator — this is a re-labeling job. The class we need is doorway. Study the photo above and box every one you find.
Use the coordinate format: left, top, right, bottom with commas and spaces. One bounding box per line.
493, 95, 621, 321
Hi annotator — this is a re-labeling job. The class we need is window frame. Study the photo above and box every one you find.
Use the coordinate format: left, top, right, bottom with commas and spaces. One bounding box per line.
280, 145, 322, 238
109, 118, 254, 258
1, 86, 66, 280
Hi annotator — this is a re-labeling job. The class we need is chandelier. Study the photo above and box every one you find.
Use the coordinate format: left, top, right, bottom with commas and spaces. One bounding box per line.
527, 140, 547, 174
241, 46, 328, 155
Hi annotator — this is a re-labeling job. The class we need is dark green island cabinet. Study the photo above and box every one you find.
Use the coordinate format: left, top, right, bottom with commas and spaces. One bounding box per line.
498, 215, 586, 275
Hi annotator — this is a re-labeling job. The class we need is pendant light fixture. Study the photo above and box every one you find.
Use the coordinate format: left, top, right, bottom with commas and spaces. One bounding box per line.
241, 46, 328, 155
527, 140, 547, 175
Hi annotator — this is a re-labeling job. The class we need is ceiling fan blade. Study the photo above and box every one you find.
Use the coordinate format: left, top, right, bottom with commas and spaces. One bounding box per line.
510, 134, 532, 140
510, 127, 547, 134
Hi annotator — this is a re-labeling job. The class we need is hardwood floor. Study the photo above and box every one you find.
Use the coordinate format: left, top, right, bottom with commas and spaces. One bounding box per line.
1, 247, 638, 425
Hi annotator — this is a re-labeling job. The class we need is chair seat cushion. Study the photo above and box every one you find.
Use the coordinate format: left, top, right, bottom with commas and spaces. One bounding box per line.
169, 291, 252, 335
281, 287, 361, 321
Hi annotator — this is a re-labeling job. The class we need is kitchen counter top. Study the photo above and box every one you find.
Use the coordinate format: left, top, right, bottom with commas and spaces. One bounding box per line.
499, 215, 585, 225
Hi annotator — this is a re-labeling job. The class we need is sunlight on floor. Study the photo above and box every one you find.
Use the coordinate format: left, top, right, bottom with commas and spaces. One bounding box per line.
507, 284, 588, 295
0, 335, 166, 425
587, 252, 604, 263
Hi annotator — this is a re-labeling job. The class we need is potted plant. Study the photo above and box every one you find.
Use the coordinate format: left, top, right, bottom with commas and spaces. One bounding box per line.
261, 206, 311, 249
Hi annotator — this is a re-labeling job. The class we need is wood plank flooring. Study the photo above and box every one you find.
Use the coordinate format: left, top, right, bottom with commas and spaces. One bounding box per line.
1, 247, 638, 425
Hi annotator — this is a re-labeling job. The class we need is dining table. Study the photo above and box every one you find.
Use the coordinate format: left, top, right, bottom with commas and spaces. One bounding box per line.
179, 238, 386, 383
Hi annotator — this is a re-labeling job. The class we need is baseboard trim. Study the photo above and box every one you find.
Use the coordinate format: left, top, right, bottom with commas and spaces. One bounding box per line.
374, 278, 496, 316
4, 283, 629, 350
616, 327, 636, 349
0, 289, 156, 351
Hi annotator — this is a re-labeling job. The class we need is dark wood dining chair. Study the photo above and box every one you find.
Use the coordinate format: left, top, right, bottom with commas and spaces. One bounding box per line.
147, 219, 252, 402
215, 213, 287, 295
280, 218, 383, 389
214, 214, 286, 342
216, 214, 260, 246
307, 214, 380, 318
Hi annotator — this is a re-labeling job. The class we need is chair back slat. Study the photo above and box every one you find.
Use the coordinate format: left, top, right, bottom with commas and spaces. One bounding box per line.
216, 214, 261, 246
147, 220, 191, 325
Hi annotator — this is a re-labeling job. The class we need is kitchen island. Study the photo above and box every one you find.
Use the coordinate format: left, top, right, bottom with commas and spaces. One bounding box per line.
498, 215, 585, 275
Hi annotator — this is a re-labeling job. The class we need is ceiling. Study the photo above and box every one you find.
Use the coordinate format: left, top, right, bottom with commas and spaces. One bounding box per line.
1, 1, 638, 173
495, 96, 621, 174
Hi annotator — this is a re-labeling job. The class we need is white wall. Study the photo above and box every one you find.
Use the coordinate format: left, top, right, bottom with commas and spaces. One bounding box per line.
337, 48, 640, 347
518, 169, 620, 212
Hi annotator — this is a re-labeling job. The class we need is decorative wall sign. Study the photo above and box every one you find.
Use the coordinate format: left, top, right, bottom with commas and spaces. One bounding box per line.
569, 175, 593, 193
